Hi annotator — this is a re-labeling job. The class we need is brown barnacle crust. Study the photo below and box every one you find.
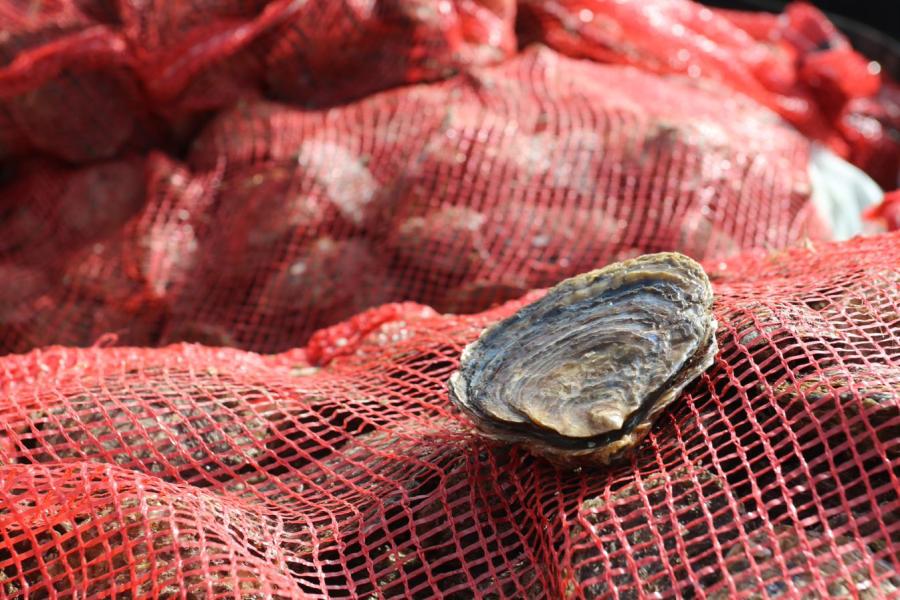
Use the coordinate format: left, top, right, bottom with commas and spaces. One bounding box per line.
447, 252, 717, 465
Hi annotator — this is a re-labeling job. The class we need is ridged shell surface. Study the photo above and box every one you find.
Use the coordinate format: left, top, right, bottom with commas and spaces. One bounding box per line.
448, 252, 717, 465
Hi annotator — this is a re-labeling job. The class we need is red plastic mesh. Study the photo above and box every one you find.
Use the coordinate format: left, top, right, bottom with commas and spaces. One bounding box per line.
1, 232, 898, 598
262, 0, 516, 106
516, 0, 900, 188
0, 48, 831, 355
0, 1, 897, 595
0, 152, 221, 354
0, 0, 896, 185
0, 0, 515, 163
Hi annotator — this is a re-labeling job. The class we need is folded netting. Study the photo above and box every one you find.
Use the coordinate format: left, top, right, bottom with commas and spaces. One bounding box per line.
262, 0, 516, 106
0, 1, 142, 163
1, 0, 895, 188
517, 0, 900, 188
0, 0, 515, 164
1, 231, 898, 598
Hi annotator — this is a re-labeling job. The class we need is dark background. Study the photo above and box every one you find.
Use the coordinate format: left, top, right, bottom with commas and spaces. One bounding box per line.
703, 1, 895, 36
797, 1, 897, 39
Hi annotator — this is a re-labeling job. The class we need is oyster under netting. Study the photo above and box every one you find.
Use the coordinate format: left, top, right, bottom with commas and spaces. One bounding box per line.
448, 252, 717, 465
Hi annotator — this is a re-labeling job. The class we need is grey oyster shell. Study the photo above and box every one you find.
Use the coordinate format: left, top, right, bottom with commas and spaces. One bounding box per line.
448, 252, 717, 465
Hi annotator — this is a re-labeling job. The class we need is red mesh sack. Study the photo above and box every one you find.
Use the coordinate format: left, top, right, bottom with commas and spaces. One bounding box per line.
517, 0, 899, 188
174, 47, 827, 352
121, 0, 515, 112
117, 0, 291, 115
1, 231, 898, 597
0, 0, 515, 165
0, 153, 220, 354
866, 190, 900, 233
0, 48, 833, 356
0, 0, 276, 162
0, 1, 148, 163
840, 82, 900, 189
263, 0, 516, 106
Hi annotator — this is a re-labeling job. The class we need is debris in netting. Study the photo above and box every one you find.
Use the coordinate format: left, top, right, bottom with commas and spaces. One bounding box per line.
0, 232, 897, 597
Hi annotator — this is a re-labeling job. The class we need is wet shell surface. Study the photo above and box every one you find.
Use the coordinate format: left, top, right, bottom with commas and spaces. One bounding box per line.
448, 252, 718, 465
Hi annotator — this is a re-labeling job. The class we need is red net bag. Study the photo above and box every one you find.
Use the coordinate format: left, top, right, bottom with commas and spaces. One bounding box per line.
0, 0, 150, 163
867, 190, 900, 233
840, 82, 900, 189
517, 0, 899, 188
173, 46, 828, 352
0, 153, 221, 354
0, 0, 516, 166
118, 0, 515, 112
0, 47, 834, 355
1, 231, 898, 597
263, 0, 516, 106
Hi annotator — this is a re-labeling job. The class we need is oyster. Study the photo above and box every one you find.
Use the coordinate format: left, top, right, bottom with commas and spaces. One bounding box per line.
572, 466, 738, 597
710, 525, 900, 599
2, 467, 279, 598
448, 252, 717, 464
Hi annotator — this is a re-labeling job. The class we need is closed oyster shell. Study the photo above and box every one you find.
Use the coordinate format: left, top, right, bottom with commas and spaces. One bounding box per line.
774, 363, 900, 460
710, 525, 900, 599
448, 252, 717, 465
572, 466, 738, 597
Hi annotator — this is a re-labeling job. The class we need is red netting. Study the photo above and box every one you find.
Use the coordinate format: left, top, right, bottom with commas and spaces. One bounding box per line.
0, 0, 896, 184
516, 0, 900, 188
867, 190, 900, 233
0, 0, 515, 163
1, 47, 832, 355
1, 232, 898, 597
0, 3, 898, 594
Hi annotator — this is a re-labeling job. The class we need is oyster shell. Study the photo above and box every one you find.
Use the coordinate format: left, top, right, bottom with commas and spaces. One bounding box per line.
710, 525, 900, 599
774, 363, 900, 460
573, 466, 737, 597
448, 252, 717, 464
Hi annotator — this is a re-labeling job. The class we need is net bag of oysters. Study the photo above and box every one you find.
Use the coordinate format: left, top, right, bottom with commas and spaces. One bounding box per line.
1, 0, 899, 598
2, 232, 899, 598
